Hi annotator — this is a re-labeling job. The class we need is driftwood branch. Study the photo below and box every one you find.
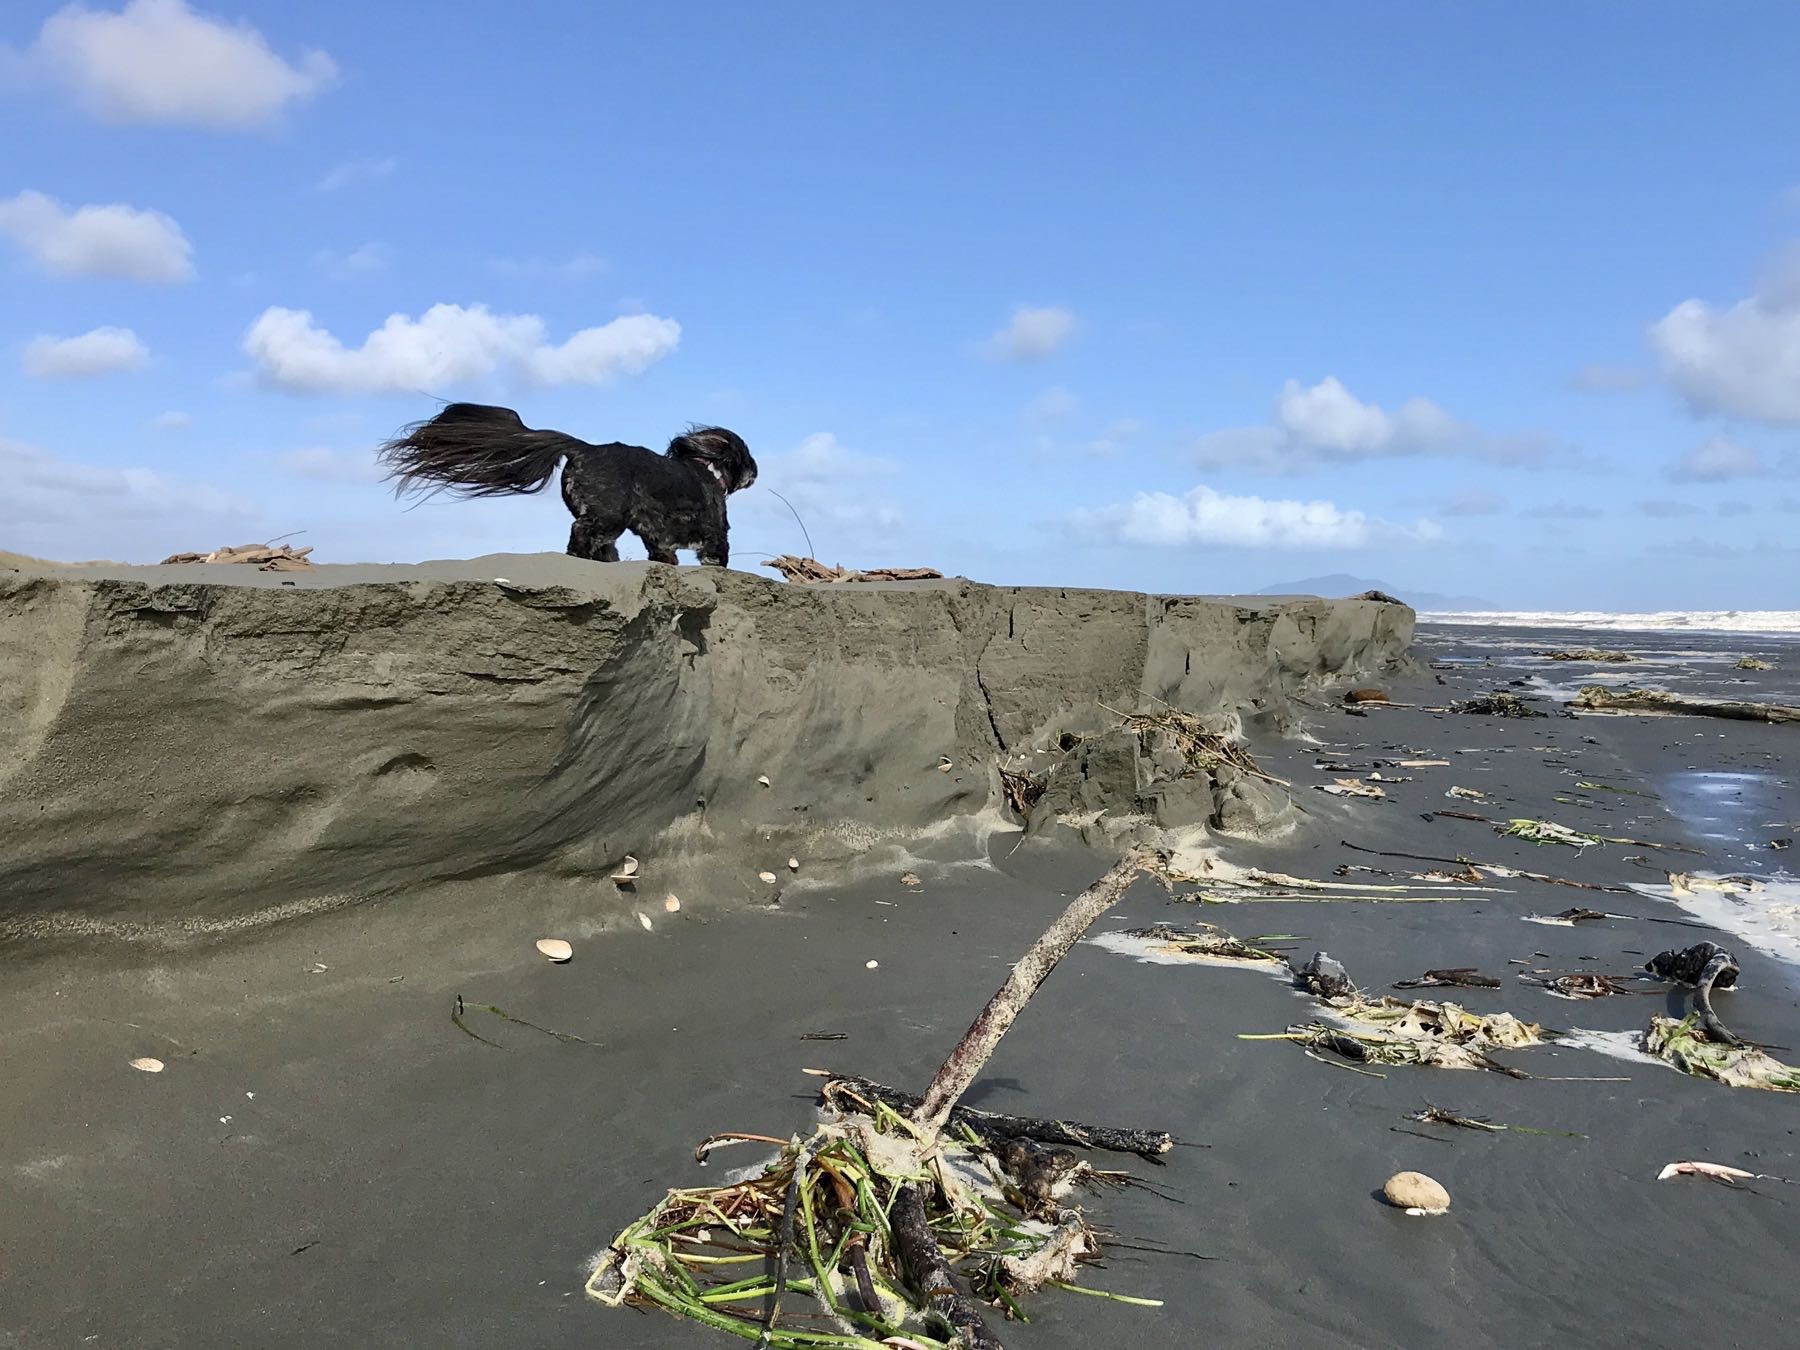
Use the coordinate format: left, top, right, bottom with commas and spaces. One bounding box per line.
891, 1184, 1006, 1350
912, 849, 1158, 1134
1573, 686, 1800, 725
821, 1074, 1174, 1157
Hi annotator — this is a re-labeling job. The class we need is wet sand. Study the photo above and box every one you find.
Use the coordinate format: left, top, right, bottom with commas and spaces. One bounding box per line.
4, 620, 1798, 1348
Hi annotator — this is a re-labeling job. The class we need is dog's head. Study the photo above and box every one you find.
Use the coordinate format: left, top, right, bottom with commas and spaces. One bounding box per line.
669, 426, 757, 493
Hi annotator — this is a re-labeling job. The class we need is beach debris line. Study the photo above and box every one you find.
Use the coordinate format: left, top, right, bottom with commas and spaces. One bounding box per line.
159, 541, 315, 570
762, 554, 945, 584
1499, 817, 1702, 855
1382, 1171, 1450, 1215
585, 851, 1176, 1347
1571, 685, 1800, 724
1735, 656, 1773, 671
1537, 648, 1636, 663
1522, 971, 1638, 999
1449, 692, 1547, 718
998, 766, 1047, 818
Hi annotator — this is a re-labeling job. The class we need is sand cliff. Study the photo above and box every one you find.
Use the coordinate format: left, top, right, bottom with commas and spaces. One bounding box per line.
0, 554, 1411, 942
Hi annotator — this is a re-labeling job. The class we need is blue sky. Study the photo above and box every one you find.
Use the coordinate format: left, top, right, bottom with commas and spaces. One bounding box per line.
2, 1, 1798, 608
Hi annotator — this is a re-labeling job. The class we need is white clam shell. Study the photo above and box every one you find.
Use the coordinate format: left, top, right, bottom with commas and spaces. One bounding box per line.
535, 938, 573, 963
129, 1056, 165, 1073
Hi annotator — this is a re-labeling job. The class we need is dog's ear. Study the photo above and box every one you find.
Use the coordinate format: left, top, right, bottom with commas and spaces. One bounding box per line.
669, 425, 757, 491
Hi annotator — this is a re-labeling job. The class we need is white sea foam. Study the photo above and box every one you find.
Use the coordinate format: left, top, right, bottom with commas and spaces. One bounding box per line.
1419, 610, 1800, 636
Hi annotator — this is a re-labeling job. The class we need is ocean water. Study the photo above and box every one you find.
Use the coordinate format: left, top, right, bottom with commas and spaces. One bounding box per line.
1418, 609, 1800, 636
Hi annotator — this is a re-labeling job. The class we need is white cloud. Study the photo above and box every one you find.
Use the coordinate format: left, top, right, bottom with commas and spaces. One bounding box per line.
316, 156, 395, 193
14, 0, 335, 129
489, 253, 607, 281
0, 190, 193, 282
982, 305, 1076, 362
314, 242, 388, 279
1075, 485, 1442, 551
1637, 499, 1703, 518
241, 303, 681, 393
276, 447, 383, 483
151, 409, 191, 430
1666, 434, 1770, 483
22, 325, 149, 378
1650, 248, 1800, 423
1191, 376, 1571, 472
0, 434, 256, 559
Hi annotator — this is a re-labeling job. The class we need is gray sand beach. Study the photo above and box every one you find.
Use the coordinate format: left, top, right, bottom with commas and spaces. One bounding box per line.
3, 558, 1797, 1348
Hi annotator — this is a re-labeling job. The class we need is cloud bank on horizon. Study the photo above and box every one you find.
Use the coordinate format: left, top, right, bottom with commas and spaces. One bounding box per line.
1, 0, 1797, 608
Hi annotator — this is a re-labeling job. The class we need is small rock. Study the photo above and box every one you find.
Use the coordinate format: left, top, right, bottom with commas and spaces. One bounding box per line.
900, 871, 921, 888
865, 959, 879, 970
1383, 1171, 1450, 1214
758, 870, 779, 884
129, 1057, 165, 1074
535, 938, 573, 963
787, 856, 800, 871
756, 775, 771, 787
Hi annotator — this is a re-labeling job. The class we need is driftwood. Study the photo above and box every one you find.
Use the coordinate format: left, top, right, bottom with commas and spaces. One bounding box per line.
762, 554, 943, 584
160, 543, 314, 571
1573, 686, 1800, 725
891, 1184, 1005, 1350
912, 850, 1158, 1132
819, 1074, 1174, 1157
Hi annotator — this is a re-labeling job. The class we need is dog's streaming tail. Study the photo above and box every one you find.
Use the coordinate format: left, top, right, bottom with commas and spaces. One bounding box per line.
378, 403, 578, 499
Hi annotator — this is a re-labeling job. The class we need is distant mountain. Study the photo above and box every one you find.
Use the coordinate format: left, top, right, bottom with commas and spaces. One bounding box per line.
1256, 573, 1499, 613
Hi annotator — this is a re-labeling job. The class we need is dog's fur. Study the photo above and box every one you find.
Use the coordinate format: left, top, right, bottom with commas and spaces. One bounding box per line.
378, 403, 756, 565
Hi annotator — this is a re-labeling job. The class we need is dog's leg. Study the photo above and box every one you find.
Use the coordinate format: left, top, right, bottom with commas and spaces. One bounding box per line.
697, 539, 728, 568
568, 516, 622, 563
636, 531, 679, 565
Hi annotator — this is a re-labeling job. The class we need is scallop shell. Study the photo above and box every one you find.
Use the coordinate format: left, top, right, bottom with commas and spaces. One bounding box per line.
663, 894, 682, 913
535, 938, 573, 963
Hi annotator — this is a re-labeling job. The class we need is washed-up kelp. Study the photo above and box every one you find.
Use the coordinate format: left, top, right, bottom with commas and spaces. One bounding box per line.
1126, 922, 1284, 966
586, 852, 1171, 1348
1246, 996, 1545, 1078
1644, 1016, 1800, 1093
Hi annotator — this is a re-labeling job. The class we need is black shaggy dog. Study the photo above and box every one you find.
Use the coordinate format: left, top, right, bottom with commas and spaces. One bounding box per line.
379, 403, 757, 565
